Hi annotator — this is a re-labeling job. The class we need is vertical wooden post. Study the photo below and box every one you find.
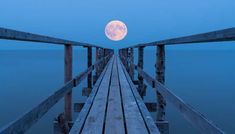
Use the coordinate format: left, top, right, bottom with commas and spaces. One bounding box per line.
103, 49, 107, 66
94, 47, 100, 84
126, 48, 129, 70
129, 48, 134, 80
101, 48, 105, 71
87, 46, 92, 89
120, 49, 123, 63
122, 49, 125, 64
64, 44, 72, 122
156, 45, 169, 134
138, 46, 144, 97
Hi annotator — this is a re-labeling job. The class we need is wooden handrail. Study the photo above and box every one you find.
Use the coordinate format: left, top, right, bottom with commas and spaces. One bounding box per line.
122, 27, 235, 48
128, 62, 225, 134
0, 54, 113, 134
0, 27, 104, 48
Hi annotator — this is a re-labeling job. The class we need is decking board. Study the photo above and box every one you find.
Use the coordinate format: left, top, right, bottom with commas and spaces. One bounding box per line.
80, 57, 114, 134
117, 56, 149, 134
104, 56, 125, 134
70, 55, 159, 134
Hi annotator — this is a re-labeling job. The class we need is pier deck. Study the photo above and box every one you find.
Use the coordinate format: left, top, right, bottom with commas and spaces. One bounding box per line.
70, 55, 160, 134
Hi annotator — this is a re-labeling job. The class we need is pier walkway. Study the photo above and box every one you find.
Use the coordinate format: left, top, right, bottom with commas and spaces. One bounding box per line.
70, 55, 160, 134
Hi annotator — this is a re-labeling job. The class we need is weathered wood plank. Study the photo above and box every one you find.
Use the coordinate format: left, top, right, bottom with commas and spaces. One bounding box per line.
117, 57, 148, 134
118, 57, 160, 134
0, 27, 103, 47
133, 64, 225, 134
0, 54, 112, 134
105, 56, 125, 134
129, 27, 235, 48
64, 44, 73, 122
80, 57, 114, 134
69, 56, 113, 134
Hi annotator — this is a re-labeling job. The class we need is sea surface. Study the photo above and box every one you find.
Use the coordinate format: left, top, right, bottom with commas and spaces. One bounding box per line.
0, 49, 234, 134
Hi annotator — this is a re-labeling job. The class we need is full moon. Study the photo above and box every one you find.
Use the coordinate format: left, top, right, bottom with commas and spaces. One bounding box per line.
105, 20, 127, 41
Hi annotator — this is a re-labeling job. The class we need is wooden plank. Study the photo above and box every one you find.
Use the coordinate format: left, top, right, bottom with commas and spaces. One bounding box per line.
0, 27, 102, 47
129, 27, 235, 48
69, 56, 113, 134
64, 44, 73, 122
79, 57, 114, 134
0, 54, 111, 134
117, 57, 149, 134
105, 56, 125, 134
118, 57, 160, 134
133, 64, 225, 134
80, 57, 113, 134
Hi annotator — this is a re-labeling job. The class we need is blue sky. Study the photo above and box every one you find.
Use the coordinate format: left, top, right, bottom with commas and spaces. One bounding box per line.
0, 0, 235, 49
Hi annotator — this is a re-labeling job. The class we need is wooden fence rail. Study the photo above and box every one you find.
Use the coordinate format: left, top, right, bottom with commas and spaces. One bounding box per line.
124, 27, 235, 48
0, 27, 103, 48
133, 64, 225, 134
118, 27, 235, 134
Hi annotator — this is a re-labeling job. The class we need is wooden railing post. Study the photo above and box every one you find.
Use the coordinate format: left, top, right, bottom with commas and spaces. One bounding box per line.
87, 46, 92, 89
125, 48, 129, 69
94, 47, 100, 84
138, 46, 145, 97
119, 49, 123, 63
129, 48, 134, 80
64, 44, 73, 122
104, 49, 107, 66
156, 45, 169, 134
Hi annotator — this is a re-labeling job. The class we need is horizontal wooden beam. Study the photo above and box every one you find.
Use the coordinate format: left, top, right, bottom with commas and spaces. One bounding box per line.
132, 64, 225, 134
0, 27, 103, 48
124, 27, 235, 48
0, 53, 113, 134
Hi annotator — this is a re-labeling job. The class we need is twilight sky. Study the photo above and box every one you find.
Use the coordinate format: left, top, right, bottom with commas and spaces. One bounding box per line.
0, 0, 235, 49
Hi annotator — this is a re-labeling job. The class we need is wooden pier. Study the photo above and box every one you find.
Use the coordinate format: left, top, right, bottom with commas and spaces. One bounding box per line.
0, 27, 235, 134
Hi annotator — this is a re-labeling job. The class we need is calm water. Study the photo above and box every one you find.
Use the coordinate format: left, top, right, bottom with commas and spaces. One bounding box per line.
0, 49, 234, 134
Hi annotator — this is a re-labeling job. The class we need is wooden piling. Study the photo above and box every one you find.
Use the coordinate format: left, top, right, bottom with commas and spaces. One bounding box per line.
87, 46, 92, 88
138, 47, 145, 97
129, 48, 134, 80
94, 47, 99, 84
126, 49, 129, 69
156, 45, 169, 134
64, 44, 72, 122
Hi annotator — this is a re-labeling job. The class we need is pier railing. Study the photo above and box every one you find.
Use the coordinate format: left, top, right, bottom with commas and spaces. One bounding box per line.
0, 27, 114, 134
1, 27, 235, 134
119, 27, 235, 134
